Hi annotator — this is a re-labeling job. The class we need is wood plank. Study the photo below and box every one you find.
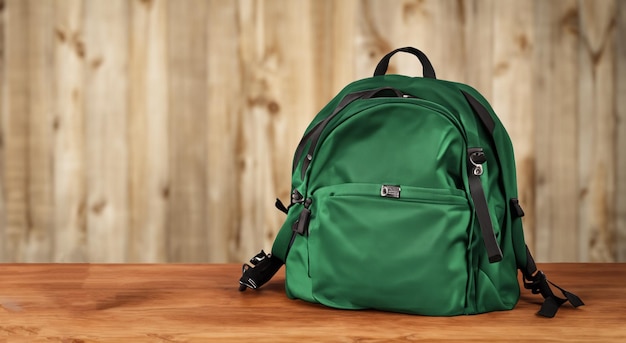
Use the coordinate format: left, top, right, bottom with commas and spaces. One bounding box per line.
166, 0, 208, 262
0, 0, 7, 262
491, 0, 535, 255
83, 0, 130, 262
0, 0, 5, 260
206, 0, 240, 262
617, 0, 626, 262
533, 0, 580, 261
128, 0, 168, 262
0, 263, 623, 342
462, 0, 495, 98
24, 0, 54, 262
51, 0, 87, 262
0, 0, 29, 261
577, 0, 617, 262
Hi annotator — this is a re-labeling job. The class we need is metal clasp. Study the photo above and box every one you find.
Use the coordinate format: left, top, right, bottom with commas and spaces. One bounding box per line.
468, 148, 486, 176
380, 185, 401, 198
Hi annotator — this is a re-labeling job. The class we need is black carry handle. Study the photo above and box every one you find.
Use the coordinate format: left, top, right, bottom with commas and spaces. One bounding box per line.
373, 47, 436, 79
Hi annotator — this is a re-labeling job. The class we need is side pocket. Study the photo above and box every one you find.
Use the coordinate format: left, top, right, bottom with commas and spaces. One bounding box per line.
308, 183, 471, 316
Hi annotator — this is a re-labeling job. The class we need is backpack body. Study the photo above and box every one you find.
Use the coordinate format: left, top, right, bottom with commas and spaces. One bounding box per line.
239, 47, 583, 318
277, 74, 524, 315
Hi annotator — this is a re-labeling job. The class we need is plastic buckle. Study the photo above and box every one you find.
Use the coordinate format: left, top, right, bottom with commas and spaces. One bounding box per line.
239, 250, 270, 291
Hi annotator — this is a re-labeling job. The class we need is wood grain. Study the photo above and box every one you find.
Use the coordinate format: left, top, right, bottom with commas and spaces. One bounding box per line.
166, 0, 209, 262
1, 0, 29, 261
24, 0, 55, 263
578, 0, 618, 262
51, 0, 88, 263
0, 0, 5, 260
84, 0, 130, 262
0, 263, 624, 342
128, 0, 169, 262
533, 0, 580, 261
617, 0, 626, 262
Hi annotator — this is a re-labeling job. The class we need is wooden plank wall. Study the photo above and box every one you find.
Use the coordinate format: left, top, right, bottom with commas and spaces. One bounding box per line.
0, 0, 624, 263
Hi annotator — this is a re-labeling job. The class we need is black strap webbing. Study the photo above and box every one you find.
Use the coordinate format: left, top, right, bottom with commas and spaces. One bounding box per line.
468, 163, 503, 263
461, 90, 495, 135
522, 246, 584, 317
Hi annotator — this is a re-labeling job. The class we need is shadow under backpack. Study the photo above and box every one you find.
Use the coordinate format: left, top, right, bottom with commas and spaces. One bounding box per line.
238, 47, 584, 318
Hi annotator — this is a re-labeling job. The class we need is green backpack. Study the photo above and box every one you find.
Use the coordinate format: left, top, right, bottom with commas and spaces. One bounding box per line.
238, 47, 583, 317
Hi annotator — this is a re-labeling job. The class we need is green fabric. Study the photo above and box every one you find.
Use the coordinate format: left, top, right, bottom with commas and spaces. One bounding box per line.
272, 74, 526, 316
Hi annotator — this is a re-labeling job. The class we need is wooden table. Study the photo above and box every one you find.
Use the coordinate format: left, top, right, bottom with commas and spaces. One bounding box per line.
0, 263, 624, 342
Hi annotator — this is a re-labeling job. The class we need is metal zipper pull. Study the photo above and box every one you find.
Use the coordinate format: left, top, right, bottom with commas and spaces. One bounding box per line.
468, 148, 486, 176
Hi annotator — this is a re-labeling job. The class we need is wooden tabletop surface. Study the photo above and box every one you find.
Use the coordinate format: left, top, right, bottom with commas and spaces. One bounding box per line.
0, 263, 624, 342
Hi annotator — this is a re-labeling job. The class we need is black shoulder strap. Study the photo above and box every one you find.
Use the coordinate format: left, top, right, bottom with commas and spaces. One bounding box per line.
522, 246, 585, 317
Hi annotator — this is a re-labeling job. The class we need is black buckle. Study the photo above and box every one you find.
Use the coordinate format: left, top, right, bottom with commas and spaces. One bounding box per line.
238, 250, 283, 292
239, 251, 270, 291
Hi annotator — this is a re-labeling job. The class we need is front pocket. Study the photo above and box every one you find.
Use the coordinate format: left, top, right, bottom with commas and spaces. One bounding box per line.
308, 183, 471, 315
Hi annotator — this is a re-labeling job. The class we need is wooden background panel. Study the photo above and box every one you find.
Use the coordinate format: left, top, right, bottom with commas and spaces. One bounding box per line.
51, 0, 88, 262
617, 0, 626, 262
1, 0, 29, 261
206, 0, 239, 262
577, 0, 618, 262
84, 0, 130, 263
0, 0, 624, 263
24, 0, 55, 262
533, 0, 580, 262
166, 0, 209, 262
127, 0, 169, 263
0, 0, 4, 257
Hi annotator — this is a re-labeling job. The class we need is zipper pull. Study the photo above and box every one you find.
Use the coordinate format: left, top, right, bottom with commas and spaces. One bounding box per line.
468, 148, 487, 176
291, 189, 304, 204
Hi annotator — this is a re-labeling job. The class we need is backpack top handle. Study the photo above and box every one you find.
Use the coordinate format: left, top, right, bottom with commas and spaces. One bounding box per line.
373, 47, 437, 79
